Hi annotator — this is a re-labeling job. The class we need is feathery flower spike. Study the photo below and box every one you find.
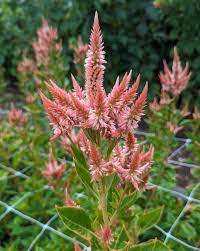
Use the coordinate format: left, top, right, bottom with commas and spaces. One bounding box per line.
42, 149, 66, 187
39, 91, 74, 140
71, 74, 84, 99
40, 12, 154, 189
8, 103, 27, 125
33, 17, 62, 66
121, 83, 148, 131
85, 11, 106, 104
73, 36, 88, 65
159, 47, 191, 96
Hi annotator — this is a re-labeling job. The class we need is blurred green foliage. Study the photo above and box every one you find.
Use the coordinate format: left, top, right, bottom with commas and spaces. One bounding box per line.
0, 0, 199, 103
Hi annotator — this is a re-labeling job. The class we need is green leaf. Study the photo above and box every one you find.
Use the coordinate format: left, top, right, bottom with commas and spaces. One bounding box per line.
83, 128, 100, 145
71, 144, 88, 168
114, 226, 128, 249
75, 160, 96, 196
119, 191, 137, 214
136, 207, 163, 234
56, 206, 94, 241
71, 145, 96, 197
129, 239, 171, 250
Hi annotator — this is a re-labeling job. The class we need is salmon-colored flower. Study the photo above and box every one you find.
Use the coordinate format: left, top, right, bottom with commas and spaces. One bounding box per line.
65, 186, 77, 207
40, 12, 147, 140
88, 141, 108, 181
111, 132, 154, 190
73, 36, 88, 65
40, 90, 75, 140
33, 17, 62, 67
120, 83, 148, 131
40, 12, 154, 189
42, 149, 66, 186
85, 12, 106, 105
159, 47, 191, 96
8, 104, 27, 125
99, 224, 113, 244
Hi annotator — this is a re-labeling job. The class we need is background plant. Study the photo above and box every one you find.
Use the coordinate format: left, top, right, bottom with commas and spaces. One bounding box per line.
1, 0, 199, 105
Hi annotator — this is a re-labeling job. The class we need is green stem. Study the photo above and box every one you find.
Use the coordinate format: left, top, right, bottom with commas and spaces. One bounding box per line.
98, 178, 110, 250
110, 184, 127, 225
100, 178, 109, 224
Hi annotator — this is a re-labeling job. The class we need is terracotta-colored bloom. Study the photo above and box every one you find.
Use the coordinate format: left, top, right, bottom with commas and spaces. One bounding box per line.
40, 12, 154, 189
166, 122, 183, 134
40, 12, 147, 140
33, 17, 62, 67
99, 224, 113, 244
73, 36, 88, 65
159, 47, 191, 96
74, 241, 83, 251
42, 149, 66, 185
120, 83, 148, 131
65, 186, 77, 207
88, 141, 108, 181
40, 90, 74, 140
8, 104, 27, 125
111, 132, 154, 190
85, 12, 106, 105
78, 130, 90, 154
193, 107, 200, 120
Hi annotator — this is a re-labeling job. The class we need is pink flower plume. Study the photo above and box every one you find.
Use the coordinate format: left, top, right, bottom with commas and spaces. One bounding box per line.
121, 83, 148, 131
71, 74, 84, 99
85, 11, 106, 104
42, 149, 66, 186
159, 47, 191, 96
45, 80, 71, 107
40, 12, 154, 189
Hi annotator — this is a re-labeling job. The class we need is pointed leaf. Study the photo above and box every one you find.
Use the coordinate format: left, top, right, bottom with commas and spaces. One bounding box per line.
119, 191, 137, 214
129, 239, 171, 250
71, 144, 88, 168
114, 226, 128, 249
136, 207, 163, 234
71, 145, 96, 197
56, 206, 95, 241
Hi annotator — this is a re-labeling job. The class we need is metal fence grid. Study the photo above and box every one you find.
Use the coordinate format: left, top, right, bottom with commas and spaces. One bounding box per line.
0, 134, 200, 251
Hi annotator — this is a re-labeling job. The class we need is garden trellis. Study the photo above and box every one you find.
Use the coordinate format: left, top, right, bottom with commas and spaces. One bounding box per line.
0, 134, 200, 250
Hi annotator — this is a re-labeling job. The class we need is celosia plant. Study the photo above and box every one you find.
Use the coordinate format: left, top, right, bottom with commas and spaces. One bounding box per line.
185, 106, 200, 180
159, 47, 191, 96
17, 17, 66, 94
42, 148, 66, 188
147, 47, 191, 185
7, 103, 27, 125
71, 36, 88, 80
40, 12, 170, 250
33, 17, 62, 68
